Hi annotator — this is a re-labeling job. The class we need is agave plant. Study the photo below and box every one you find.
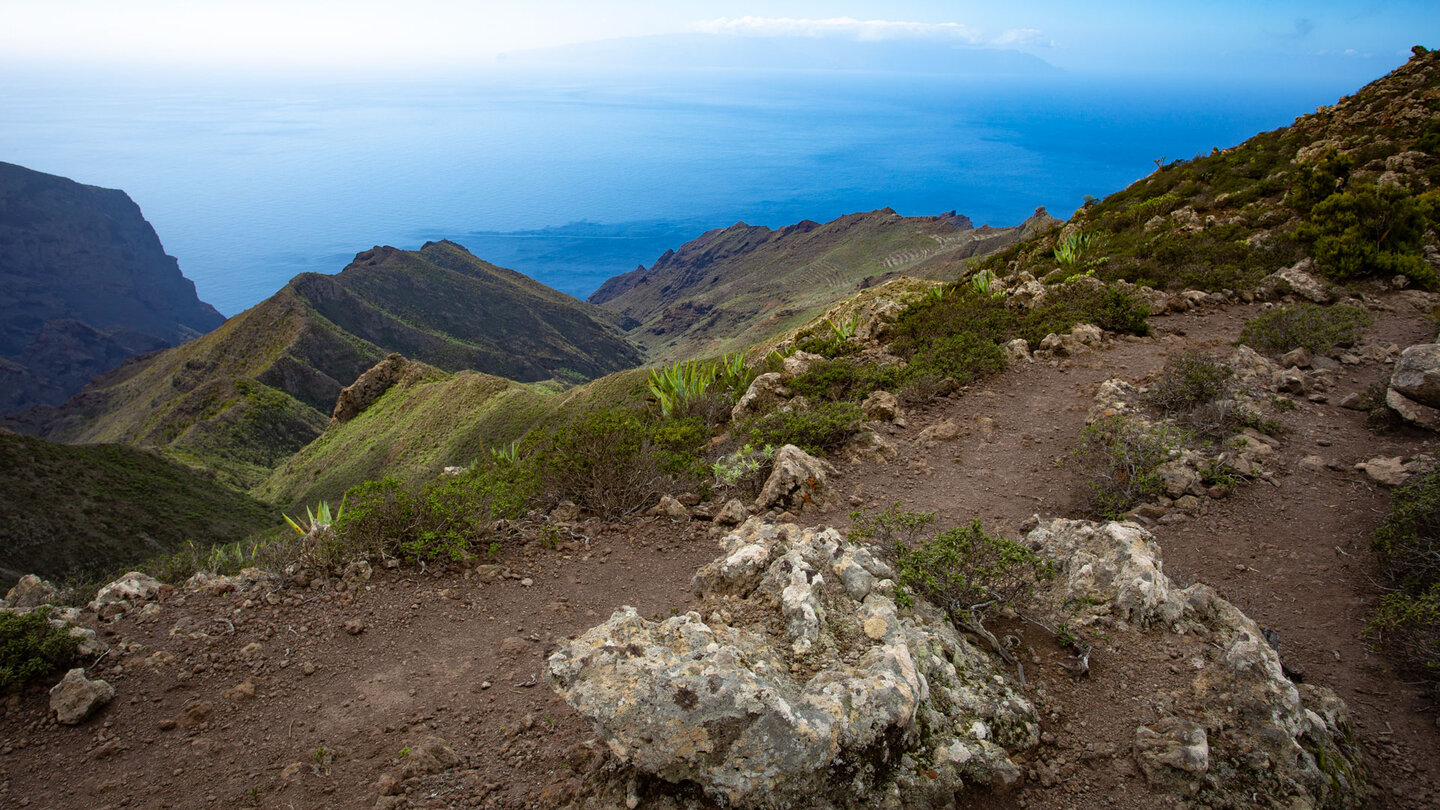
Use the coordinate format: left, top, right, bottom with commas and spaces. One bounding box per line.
718, 352, 750, 393
1053, 230, 1095, 269
489, 440, 521, 464
969, 269, 1001, 297
826, 314, 861, 341
284, 500, 344, 536
648, 359, 719, 418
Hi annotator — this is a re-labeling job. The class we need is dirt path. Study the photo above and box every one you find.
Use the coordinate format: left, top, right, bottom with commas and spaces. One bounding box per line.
2, 296, 1438, 810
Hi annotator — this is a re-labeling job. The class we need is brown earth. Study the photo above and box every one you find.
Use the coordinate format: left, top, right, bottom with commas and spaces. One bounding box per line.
2, 293, 1438, 809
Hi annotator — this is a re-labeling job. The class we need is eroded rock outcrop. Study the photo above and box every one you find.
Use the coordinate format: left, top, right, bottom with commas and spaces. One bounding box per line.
547, 519, 1038, 809
1027, 518, 1367, 808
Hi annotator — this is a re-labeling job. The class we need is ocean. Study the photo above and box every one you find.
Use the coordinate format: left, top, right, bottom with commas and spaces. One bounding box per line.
0, 66, 1371, 316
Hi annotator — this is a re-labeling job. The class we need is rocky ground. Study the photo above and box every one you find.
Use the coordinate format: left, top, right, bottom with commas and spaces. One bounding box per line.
3, 291, 1439, 809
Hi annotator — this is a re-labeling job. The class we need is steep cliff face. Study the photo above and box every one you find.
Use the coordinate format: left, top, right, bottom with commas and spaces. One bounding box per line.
589, 207, 1058, 361
0, 161, 224, 413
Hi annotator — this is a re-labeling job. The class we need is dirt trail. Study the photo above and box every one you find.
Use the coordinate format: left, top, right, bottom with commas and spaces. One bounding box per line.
2, 297, 1438, 810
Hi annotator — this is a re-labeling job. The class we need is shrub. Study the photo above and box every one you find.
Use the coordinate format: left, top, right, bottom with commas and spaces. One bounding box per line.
711, 444, 777, 496
1373, 470, 1440, 592
1296, 184, 1436, 287
1144, 351, 1232, 415
539, 409, 685, 519
860, 504, 1052, 660
744, 401, 865, 456
1238, 303, 1373, 355
1368, 585, 1440, 696
1074, 415, 1182, 519
1, 609, 78, 691
1018, 283, 1150, 344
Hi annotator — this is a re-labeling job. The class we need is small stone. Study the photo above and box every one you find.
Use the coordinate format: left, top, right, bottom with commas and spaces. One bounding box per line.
519, 578, 534, 588
344, 619, 366, 635
302, 662, 317, 676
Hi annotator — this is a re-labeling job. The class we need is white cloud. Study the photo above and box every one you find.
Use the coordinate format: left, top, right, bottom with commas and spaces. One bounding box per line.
690, 16, 1043, 47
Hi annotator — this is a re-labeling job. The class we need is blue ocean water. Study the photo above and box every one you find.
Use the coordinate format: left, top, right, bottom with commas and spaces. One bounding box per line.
0, 67, 1370, 316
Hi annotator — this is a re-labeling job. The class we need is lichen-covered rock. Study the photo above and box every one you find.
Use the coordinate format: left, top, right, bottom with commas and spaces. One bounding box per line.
548, 519, 1038, 809
754, 445, 834, 511
49, 668, 114, 725
4, 574, 59, 608
1002, 338, 1032, 364
648, 494, 691, 520
782, 351, 825, 378
842, 429, 898, 464
713, 498, 749, 527
1027, 518, 1367, 809
1228, 345, 1280, 384
90, 571, 166, 620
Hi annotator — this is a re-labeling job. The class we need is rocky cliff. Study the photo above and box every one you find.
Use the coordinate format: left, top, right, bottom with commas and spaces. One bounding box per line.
0, 161, 224, 414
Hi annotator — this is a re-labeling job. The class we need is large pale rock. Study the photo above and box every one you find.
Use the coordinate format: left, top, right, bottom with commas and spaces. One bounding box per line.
781, 351, 825, 378
548, 520, 1037, 809
90, 572, 165, 620
1028, 518, 1367, 808
331, 353, 423, 422
731, 372, 788, 422
713, 498, 749, 527
1258, 259, 1335, 304
1228, 345, 1280, 383
49, 668, 114, 725
1001, 338, 1032, 364
754, 445, 835, 511
1390, 344, 1440, 407
648, 494, 691, 520
4, 574, 59, 608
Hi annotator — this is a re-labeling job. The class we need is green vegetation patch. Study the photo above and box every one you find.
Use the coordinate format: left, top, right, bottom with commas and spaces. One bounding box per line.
0, 433, 277, 588
1238, 303, 1373, 356
742, 401, 865, 456
1368, 470, 1440, 698
1073, 415, 1184, 519
0, 609, 79, 691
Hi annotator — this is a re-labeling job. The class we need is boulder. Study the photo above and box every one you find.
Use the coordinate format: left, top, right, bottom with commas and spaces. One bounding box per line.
1134, 718, 1210, 786
917, 418, 960, 446
547, 520, 1037, 809
1387, 387, 1440, 431
1228, 345, 1280, 383
754, 445, 835, 511
550, 501, 581, 523
842, 429, 898, 464
1001, 338, 1032, 364
331, 353, 422, 423
648, 494, 691, 520
781, 351, 825, 378
1357, 456, 1412, 487
1390, 343, 1440, 407
1257, 259, 1335, 304
90, 571, 165, 620
860, 389, 900, 422
4, 574, 59, 608
731, 372, 788, 422
49, 668, 114, 725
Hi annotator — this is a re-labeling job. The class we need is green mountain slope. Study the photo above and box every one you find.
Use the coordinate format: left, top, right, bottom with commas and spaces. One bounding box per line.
589, 208, 1058, 362
7, 240, 643, 488
0, 432, 277, 587
257, 361, 653, 509
977, 46, 1440, 292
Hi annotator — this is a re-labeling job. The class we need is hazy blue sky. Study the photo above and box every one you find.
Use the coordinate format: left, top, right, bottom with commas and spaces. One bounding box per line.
1, 1, 1434, 78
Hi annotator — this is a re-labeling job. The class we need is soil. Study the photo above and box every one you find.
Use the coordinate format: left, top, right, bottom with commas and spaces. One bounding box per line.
3, 293, 1439, 810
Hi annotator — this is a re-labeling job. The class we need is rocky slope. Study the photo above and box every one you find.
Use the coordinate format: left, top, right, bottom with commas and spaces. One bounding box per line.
0, 161, 225, 414
6, 240, 644, 489
590, 208, 1058, 361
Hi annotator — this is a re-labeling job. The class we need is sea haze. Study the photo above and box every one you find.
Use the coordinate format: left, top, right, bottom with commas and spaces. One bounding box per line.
0, 65, 1370, 316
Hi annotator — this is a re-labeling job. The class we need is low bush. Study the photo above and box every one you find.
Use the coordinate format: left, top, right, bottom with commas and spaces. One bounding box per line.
1074, 415, 1182, 519
1369, 585, 1440, 696
1373, 470, 1440, 592
711, 443, 777, 497
856, 504, 1052, 660
1238, 303, 1373, 356
743, 401, 865, 456
538, 408, 699, 519
1144, 351, 1232, 415
1, 609, 78, 691
1297, 183, 1436, 288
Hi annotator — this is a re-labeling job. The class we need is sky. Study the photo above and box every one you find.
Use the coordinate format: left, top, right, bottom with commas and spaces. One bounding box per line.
0, 1, 1435, 79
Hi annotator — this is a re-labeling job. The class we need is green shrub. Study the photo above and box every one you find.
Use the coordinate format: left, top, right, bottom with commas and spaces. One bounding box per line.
1019, 283, 1151, 344
1297, 184, 1436, 287
1, 609, 78, 691
711, 444, 777, 496
1368, 585, 1440, 696
861, 504, 1052, 660
1373, 470, 1440, 591
1074, 415, 1182, 519
744, 401, 865, 456
1238, 303, 1373, 355
539, 408, 688, 519
1144, 351, 1232, 415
